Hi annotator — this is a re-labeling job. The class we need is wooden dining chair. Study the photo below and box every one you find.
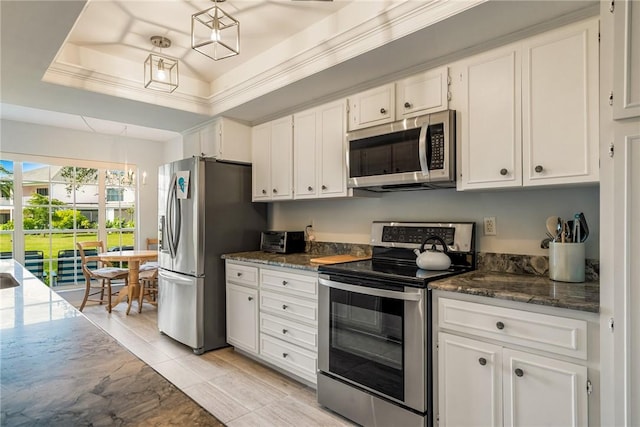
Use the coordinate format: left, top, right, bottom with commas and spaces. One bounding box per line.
138, 236, 159, 312
138, 268, 158, 313
77, 241, 129, 312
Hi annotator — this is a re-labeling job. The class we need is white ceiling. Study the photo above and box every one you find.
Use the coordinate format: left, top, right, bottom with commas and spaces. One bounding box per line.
0, 0, 599, 141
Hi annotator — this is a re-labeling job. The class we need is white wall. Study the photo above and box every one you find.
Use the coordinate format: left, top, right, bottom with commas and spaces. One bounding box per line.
271, 186, 599, 259
0, 119, 178, 245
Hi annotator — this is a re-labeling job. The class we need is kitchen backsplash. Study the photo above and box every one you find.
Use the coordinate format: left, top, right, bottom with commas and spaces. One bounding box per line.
305, 241, 599, 282
477, 252, 599, 282
306, 241, 372, 257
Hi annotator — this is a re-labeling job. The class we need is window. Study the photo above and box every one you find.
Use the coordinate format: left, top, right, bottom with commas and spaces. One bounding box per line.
0, 159, 138, 288
106, 188, 124, 202
0, 160, 14, 261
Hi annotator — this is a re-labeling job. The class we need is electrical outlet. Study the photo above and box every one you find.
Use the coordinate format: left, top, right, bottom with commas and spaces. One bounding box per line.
484, 217, 497, 236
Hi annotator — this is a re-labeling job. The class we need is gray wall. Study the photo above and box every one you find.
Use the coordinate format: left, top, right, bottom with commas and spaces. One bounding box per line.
270, 186, 599, 259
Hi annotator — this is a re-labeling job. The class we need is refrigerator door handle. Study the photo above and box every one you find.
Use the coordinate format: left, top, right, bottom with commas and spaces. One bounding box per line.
159, 269, 194, 284
166, 173, 180, 259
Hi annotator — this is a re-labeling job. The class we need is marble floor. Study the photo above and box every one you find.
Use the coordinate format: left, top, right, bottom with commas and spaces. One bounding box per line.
81, 302, 355, 427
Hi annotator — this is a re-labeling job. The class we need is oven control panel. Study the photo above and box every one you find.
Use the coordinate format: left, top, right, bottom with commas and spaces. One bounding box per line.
371, 221, 475, 252
381, 226, 455, 245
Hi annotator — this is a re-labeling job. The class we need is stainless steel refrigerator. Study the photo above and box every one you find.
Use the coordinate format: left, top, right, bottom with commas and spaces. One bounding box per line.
157, 157, 267, 354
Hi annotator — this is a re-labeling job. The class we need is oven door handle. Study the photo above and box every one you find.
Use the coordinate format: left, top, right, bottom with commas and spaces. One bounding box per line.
318, 277, 422, 301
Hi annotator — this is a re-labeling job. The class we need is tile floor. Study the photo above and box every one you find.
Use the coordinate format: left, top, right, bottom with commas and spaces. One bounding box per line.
81, 303, 355, 426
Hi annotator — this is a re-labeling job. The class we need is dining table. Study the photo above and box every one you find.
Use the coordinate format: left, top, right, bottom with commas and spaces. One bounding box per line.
96, 250, 158, 314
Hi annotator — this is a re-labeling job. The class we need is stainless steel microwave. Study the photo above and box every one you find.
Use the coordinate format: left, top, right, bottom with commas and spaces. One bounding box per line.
347, 110, 456, 191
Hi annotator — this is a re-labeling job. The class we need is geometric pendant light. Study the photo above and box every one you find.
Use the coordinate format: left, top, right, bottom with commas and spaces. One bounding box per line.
144, 36, 179, 93
191, 0, 240, 61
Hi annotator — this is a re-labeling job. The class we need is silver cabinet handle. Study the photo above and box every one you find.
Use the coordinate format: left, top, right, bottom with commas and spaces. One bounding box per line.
535, 165, 544, 173
500, 168, 508, 176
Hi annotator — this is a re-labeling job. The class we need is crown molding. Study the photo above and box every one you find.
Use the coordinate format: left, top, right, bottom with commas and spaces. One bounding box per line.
42, 0, 485, 118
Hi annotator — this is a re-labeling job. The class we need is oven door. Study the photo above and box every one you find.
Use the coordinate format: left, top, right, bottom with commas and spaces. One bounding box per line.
318, 274, 431, 413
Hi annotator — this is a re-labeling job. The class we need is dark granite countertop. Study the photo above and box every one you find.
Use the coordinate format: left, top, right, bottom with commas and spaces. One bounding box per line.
222, 251, 322, 272
429, 270, 600, 313
222, 249, 599, 313
0, 260, 223, 426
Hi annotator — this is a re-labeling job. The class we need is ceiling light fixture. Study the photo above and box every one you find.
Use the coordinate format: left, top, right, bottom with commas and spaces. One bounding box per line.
191, 0, 239, 61
144, 36, 179, 93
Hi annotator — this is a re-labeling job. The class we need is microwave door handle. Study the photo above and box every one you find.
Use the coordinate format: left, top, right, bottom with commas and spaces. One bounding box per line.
418, 122, 430, 177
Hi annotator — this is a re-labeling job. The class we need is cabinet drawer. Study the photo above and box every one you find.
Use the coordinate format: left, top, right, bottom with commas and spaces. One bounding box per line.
226, 262, 258, 287
260, 312, 318, 351
261, 269, 317, 299
260, 334, 317, 384
260, 290, 317, 325
438, 298, 587, 359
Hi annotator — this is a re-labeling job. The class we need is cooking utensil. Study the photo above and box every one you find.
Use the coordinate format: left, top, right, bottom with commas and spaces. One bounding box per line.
578, 212, 589, 242
414, 236, 451, 270
546, 216, 560, 238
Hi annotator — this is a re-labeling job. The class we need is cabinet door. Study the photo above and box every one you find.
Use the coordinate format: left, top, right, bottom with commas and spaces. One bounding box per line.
183, 129, 202, 158
503, 348, 588, 427
613, 0, 640, 119
251, 123, 272, 201
522, 18, 599, 186
438, 333, 503, 427
456, 46, 522, 190
199, 121, 220, 158
226, 283, 259, 353
318, 99, 347, 198
348, 83, 394, 131
270, 116, 293, 200
611, 123, 640, 425
293, 109, 318, 199
396, 66, 449, 119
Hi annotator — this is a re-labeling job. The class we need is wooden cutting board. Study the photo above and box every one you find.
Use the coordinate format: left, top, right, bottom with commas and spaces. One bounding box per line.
310, 254, 370, 264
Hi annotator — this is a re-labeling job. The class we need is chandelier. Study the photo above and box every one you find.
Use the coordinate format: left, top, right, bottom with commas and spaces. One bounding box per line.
144, 36, 179, 92
191, 0, 239, 61
106, 169, 136, 187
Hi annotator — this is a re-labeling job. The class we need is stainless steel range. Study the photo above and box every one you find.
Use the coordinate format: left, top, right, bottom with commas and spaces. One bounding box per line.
317, 221, 476, 427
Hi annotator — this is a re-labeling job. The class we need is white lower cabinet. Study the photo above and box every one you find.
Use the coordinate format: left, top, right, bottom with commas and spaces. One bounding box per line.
502, 348, 588, 427
226, 282, 259, 354
225, 260, 318, 385
437, 297, 590, 427
439, 333, 503, 427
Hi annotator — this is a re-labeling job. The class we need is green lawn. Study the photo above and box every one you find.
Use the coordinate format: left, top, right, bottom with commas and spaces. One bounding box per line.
0, 231, 135, 286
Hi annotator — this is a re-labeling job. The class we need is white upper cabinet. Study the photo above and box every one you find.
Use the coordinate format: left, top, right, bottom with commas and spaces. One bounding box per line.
347, 83, 395, 131
251, 116, 293, 201
613, 0, 640, 119
396, 66, 449, 119
522, 19, 599, 186
182, 117, 251, 163
294, 99, 348, 199
454, 46, 523, 190
455, 18, 599, 191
